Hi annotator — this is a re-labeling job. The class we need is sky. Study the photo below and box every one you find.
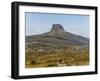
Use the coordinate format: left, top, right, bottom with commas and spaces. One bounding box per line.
25, 12, 89, 38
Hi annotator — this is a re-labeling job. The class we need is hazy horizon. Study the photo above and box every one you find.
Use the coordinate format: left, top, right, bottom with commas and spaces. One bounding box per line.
25, 12, 90, 38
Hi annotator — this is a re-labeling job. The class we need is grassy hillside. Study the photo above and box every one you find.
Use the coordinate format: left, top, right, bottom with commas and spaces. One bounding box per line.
25, 45, 89, 68
25, 24, 89, 68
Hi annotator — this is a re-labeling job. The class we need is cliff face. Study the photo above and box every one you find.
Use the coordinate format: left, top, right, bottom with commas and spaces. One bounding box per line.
49, 24, 65, 36
50, 24, 65, 33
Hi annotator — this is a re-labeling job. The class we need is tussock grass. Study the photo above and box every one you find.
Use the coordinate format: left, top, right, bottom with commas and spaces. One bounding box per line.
25, 46, 89, 68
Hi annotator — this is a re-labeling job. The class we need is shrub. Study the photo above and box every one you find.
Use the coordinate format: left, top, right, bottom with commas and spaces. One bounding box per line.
31, 60, 36, 64
47, 64, 57, 67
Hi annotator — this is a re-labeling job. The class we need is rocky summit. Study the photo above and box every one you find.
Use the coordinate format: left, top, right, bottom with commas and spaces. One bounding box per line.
50, 24, 65, 33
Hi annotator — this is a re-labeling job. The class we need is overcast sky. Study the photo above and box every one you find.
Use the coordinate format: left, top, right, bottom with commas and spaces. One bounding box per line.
25, 12, 89, 38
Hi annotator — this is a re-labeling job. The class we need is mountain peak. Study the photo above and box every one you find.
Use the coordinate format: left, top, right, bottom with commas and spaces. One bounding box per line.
50, 24, 65, 33
26, 24, 89, 45
49, 24, 65, 36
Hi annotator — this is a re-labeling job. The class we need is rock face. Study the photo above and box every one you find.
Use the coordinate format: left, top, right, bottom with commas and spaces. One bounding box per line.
49, 24, 65, 36
50, 24, 65, 33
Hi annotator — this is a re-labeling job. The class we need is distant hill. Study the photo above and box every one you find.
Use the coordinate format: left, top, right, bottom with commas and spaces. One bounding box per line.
26, 24, 89, 47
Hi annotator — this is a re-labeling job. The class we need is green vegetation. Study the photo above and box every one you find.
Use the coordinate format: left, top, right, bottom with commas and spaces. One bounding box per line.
25, 45, 89, 68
